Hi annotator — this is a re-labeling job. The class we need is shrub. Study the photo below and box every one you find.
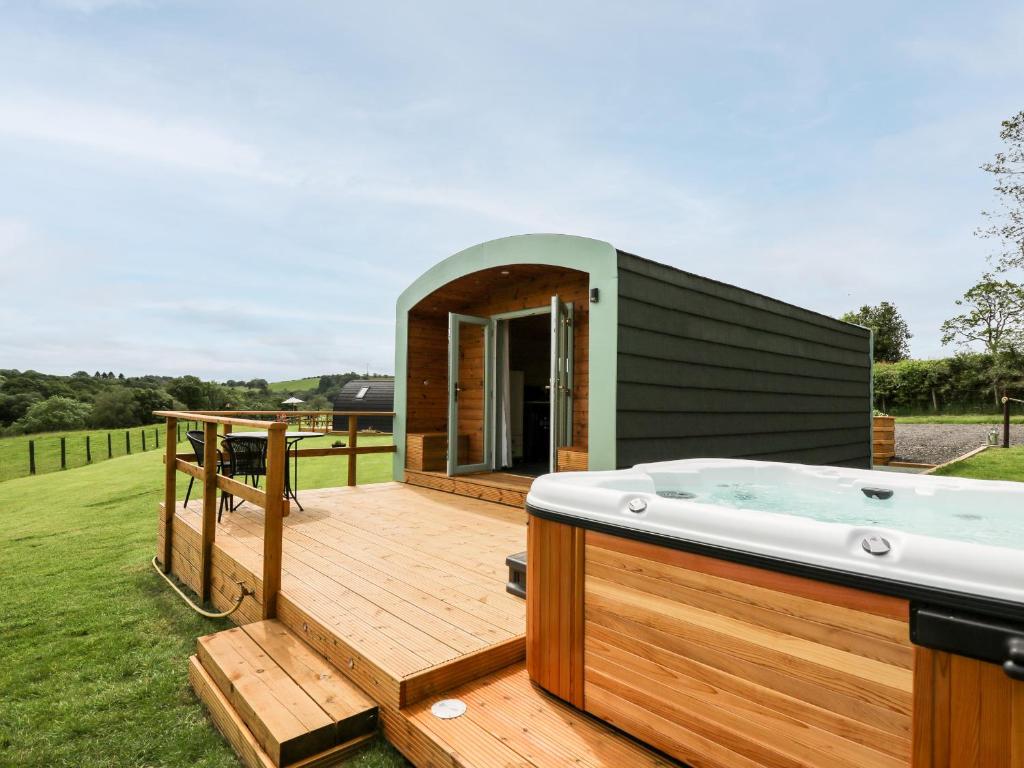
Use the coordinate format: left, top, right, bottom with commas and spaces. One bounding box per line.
14, 396, 92, 433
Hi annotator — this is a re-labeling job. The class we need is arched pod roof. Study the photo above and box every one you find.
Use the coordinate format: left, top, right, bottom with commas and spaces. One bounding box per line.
393, 234, 620, 477
395, 234, 618, 314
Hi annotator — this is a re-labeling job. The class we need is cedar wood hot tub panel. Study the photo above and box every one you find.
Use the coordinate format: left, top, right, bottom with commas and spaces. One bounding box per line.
405, 264, 590, 465
526, 516, 1024, 768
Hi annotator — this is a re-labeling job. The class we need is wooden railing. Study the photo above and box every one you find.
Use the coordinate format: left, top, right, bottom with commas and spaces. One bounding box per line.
154, 409, 396, 619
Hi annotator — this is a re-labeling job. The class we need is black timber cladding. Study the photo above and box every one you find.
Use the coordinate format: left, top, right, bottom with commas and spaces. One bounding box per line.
615, 251, 872, 469
332, 379, 394, 432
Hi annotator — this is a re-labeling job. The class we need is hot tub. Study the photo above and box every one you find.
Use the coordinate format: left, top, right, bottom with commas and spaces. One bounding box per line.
525, 459, 1024, 768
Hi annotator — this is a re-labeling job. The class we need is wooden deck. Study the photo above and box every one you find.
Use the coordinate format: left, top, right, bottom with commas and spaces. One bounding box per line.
162, 481, 672, 766
403, 469, 535, 507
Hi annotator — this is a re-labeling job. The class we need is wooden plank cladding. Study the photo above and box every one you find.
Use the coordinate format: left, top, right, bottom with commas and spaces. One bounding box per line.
913, 647, 1024, 768
615, 251, 872, 469
403, 469, 532, 508
582, 531, 914, 768
526, 517, 585, 707
405, 263, 590, 450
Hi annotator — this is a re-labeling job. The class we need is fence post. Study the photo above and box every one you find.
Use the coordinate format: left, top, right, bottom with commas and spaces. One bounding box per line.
162, 417, 177, 574
262, 423, 286, 619
1003, 394, 1011, 449
347, 415, 358, 486
141, 429, 146, 451
126, 431, 131, 455
86, 435, 91, 463
28, 440, 35, 475
176, 424, 181, 444
155, 428, 159, 448
60, 437, 66, 470
200, 420, 218, 603
107, 433, 112, 458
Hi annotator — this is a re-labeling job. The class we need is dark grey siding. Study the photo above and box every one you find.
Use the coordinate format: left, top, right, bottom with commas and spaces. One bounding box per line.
615, 252, 872, 469
332, 379, 394, 432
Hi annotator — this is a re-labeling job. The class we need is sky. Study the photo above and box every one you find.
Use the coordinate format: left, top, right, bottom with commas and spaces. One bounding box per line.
0, 1, 1021, 380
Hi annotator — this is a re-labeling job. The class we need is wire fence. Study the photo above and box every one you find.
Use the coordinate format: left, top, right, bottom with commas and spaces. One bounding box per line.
0, 422, 214, 483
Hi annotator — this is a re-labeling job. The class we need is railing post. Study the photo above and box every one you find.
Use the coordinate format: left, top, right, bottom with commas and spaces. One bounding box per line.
60, 437, 66, 470
347, 415, 358, 486
86, 435, 91, 463
28, 440, 35, 475
200, 420, 218, 602
142, 429, 147, 451
162, 417, 177, 574
262, 423, 287, 619
126, 430, 131, 455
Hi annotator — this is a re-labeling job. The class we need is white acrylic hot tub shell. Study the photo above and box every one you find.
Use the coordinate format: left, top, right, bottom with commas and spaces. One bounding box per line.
526, 458, 1024, 607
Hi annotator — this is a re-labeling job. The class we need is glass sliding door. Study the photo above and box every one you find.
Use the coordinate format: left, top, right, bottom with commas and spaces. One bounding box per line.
447, 313, 492, 475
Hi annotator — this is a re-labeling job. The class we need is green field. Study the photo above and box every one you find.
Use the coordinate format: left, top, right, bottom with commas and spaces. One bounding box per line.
0, 424, 169, 483
0, 433, 405, 768
267, 376, 321, 393
932, 445, 1024, 481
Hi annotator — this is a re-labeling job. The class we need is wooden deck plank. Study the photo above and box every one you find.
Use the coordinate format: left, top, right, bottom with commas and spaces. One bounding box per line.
172, 483, 527, 687
229, 506, 517, 645
197, 628, 337, 766
400, 663, 674, 768
240, 620, 378, 742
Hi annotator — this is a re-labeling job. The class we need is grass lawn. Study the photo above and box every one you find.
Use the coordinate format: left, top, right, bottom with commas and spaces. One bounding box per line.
0, 424, 168, 483
895, 414, 1024, 424
0, 432, 407, 768
931, 445, 1024, 481
267, 376, 321, 393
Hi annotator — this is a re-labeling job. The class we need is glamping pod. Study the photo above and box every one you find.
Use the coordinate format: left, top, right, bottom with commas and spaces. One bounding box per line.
393, 234, 873, 488
331, 379, 394, 432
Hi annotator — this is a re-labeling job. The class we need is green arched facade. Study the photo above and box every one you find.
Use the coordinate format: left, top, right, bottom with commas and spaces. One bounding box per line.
393, 234, 620, 479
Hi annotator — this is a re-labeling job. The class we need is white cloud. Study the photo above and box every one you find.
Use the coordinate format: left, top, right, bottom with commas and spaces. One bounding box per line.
0, 93, 288, 182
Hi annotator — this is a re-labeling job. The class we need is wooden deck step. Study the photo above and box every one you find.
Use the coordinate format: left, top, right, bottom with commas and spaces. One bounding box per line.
193, 620, 378, 767
189, 656, 375, 768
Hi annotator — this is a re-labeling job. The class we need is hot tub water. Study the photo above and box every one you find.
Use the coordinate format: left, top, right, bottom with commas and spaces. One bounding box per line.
655, 480, 1024, 550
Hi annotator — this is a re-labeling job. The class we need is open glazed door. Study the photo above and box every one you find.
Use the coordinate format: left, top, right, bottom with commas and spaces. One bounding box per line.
549, 296, 574, 472
448, 313, 492, 475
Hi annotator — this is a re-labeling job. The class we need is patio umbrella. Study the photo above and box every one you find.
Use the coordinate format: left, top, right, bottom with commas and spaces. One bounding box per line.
281, 396, 304, 410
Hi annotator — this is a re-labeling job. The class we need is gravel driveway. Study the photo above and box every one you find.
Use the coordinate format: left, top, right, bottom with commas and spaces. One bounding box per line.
895, 423, 1022, 465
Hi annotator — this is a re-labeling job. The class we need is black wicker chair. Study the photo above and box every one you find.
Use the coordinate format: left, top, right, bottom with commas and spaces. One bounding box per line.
183, 429, 230, 519
222, 435, 269, 513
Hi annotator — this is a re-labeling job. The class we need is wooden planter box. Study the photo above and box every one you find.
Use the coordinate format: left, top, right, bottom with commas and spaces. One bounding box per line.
406, 432, 469, 472
872, 415, 896, 466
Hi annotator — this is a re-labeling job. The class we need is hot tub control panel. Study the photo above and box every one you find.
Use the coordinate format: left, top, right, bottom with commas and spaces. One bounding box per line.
912, 605, 1024, 680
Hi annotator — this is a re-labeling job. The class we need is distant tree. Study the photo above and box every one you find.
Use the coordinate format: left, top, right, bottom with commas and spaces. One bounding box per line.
0, 392, 40, 425
941, 277, 1024, 355
91, 388, 141, 428
168, 376, 208, 409
980, 111, 1024, 271
246, 378, 269, 393
841, 302, 913, 362
131, 388, 174, 422
14, 396, 92, 433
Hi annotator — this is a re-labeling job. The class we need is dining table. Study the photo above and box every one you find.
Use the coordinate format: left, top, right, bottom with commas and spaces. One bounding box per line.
224, 430, 322, 511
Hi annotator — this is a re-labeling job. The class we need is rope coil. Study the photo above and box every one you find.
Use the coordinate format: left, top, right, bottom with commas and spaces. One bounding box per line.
150, 556, 253, 619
